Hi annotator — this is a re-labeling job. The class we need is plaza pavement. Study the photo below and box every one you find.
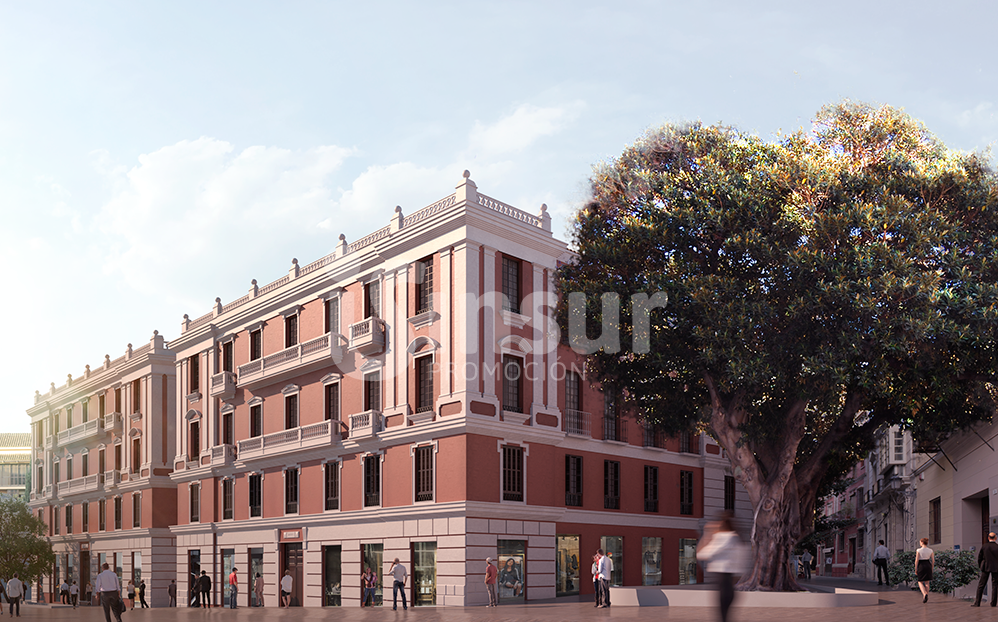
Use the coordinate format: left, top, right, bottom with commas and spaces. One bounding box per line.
17, 576, 996, 622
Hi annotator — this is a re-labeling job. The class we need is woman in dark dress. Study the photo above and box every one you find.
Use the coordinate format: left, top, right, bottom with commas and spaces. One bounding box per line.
915, 537, 934, 603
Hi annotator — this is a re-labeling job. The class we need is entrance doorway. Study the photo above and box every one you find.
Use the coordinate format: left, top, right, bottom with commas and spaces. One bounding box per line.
80, 551, 91, 604
281, 543, 303, 606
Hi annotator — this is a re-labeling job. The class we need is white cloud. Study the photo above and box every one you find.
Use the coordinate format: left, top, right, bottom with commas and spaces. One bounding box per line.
468, 102, 585, 157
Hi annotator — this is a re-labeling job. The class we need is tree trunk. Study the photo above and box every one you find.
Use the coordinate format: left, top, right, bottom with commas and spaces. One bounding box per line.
736, 477, 803, 592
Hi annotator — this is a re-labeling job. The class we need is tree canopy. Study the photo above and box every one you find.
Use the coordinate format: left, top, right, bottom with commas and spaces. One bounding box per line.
0, 495, 54, 586
558, 101, 998, 591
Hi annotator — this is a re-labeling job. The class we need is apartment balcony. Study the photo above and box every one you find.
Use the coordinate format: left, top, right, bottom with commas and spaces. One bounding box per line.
211, 444, 236, 466
57, 474, 101, 497
45, 435, 54, 449
602, 417, 628, 443
642, 426, 665, 449
349, 410, 384, 439
103, 469, 121, 488
237, 419, 341, 461
103, 412, 123, 433
237, 333, 344, 389
564, 409, 591, 438
348, 318, 386, 357
210, 371, 237, 400
56, 418, 102, 447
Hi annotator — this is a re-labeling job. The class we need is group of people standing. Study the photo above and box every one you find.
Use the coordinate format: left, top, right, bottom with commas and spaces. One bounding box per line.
591, 549, 614, 608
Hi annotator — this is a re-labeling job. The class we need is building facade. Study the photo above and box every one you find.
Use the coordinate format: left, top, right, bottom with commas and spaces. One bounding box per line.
166, 172, 747, 608
0, 432, 30, 499
817, 461, 867, 578
26, 333, 177, 605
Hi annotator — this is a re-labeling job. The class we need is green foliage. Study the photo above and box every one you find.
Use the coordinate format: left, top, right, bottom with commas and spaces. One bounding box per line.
888, 549, 979, 593
0, 495, 55, 585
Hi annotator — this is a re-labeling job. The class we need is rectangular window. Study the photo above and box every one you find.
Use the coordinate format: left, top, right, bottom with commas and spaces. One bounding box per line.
82, 400, 89, 423
566, 371, 581, 412
98, 448, 106, 475
565, 455, 582, 507
502, 255, 521, 314
66, 404, 73, 429
364, 280, 380, 319
189, 422, 201, 459
132, 493, 141, 528
222, 341, 233, 373
132, 379, 141, 412
324, 463, 339, 510
502, 354, 523, 413
414, 445, 434, 502
222, 479, 234, 520
604, 460, 621, 509
285, 313, 298, 348
248, 474, 262, 517
250, 405, 262, 438
54, 506, 60, 535
364, 455, 381, 507
114, 496, 122, 530
929, 497, 941, 544
285, 394, 299, 429
222, 411, 233, 445
724, 475, 736, 511
416, 356, 434, 413
190, 483, 200, 523
82, 502, 89, 533
82, 454, 89, 477
132, 438, 141, 473
53, 459, 60, 485
285, 468, 299, 514
54, 413, 60, 434
250, 329, 262, 361
325, 297, 340, 334
114, 387, 122, 412
325, 383, 340, 421
364, 372, 381, 412
115, 443, 122, 470
66, 503, 73, 533
644, 465, 659, 512
66, 457, 73, 480
680, 470, 694, 515
603, 391, 622, 442
502, 445, 524, 502
416, 256, 434, 313
99, 499, 106, 531
99, 394, 106, 417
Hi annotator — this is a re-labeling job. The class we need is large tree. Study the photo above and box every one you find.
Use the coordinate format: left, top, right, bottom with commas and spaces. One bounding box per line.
0, 496, 55, 586
558, 102, 998, 591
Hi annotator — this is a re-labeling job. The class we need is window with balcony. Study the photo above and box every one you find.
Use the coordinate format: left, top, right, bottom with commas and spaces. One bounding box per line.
82, 453, 89, 477
502, 355, 523, 413
724, 475, 736, 511
132, 493, 141, 528
99, 394, 106, 418
325, 297, 340, 334
416, 356, 433, 414
414, 445, 433, 502
98, 448, 106, 476
324, 462, 339, 511
680, 470, 694, 515
566, 371, 581, 411
249, 474, 262, 517
285, 313, 299, 348
114, 387, 122, 412
364, 372, 381, 412
565, 455, 582, 507
325, 383, 340, 421
66, 404, 73, 429
222, 340, 234, 373
66, 503, 73, 533
364, 281, 381, 319
53, 459, 60, 486
189, 355, 200, 393
53, 413, 60, 435
82, 400, 89, 423
604, 460, 620, 509
190, 483, 200, 522
189, 422, 201, 460
114, 496, 122, 530
250, 329, 262, 361
644, 466, 658, 512
502, 445, 524, 502
99, 499, 106, 531
54, 506, 60, 535
285, 467, 299, 514
132, 438, 141, 473
285, 394, 299, 430
66, 457, 73, 481
115, 443, 122, 471
250, 405, 262, 438
416, 256, 434, 313
364, 455, 381, 507
502, 255, 521, 314
222, 479, 234, 520
222, 411, 233, 445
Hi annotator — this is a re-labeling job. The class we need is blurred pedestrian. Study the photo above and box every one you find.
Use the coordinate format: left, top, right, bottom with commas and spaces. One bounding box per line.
699, 514, 748, 622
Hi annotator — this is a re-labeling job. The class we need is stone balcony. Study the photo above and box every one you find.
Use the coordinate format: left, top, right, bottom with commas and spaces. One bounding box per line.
236, 419, 341, 461
103, 469, 121, 488
211, 444, 236, 466
103, 412, 123, 433
56, 418, 102, 447
210, 371, 237, 400
236, 333, 344, 389
348, 410, 384, 439
348, 317, 386, 357
57, 473, 101, 497
564, 409, 591, 438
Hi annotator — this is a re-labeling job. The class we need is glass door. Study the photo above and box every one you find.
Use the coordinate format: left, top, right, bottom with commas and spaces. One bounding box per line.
361, 543, 383, 606
322, 546, 341, 606
556, 535, 580, 596
642, 537, 662, 585
249, 548, 264, 607
413, 542, 436, 606
600, 536, 623, 586
678, 538, 697, 584
221, 549, 234, 607
498, 540, 526, 602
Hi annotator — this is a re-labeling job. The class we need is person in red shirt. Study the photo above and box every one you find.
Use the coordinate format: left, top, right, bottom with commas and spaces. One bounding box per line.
484, 557, 498, 607
228, 568, 239, 609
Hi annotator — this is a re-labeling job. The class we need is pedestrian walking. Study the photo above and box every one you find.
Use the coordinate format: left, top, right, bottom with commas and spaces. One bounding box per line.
85, 582, 93, 606
801, 550, 813, 580
70, 580, 79, 608
280, 570, 294, 608
228, 567, 238, 609
126, 579, 135, 610
388, 558, 407, 610
699, 514, 749, 622
484, 557, 498, 607
138, 580, 148, 608
972, 531, 998, 607
199, 570, 212, 607
915, 537, 934, 604
5, 573, 24, 618
873, 540, 891, 586
60, 579, 70, 605
253, 573, 264, 607
95, 564, 123, 622
167, 579, 177, 607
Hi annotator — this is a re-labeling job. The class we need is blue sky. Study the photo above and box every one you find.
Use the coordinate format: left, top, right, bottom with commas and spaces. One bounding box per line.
2, 1, 996, 432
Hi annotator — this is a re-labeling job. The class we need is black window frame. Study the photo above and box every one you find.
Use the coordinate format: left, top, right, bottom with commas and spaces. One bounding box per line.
285, 467, 299, 514
222, 340, 234, 373
604, 460, 620, 509
501, 255, 521, 314
189, 355, 200, 393
325, 383, 340, 421
364, 372, 381, 412
250, 329, 262, 361
99, 499, 106, 531
324, 462, 339, 511
132, 492, 141, 528
325, 297, 340, 334
285, 313, 299, 348
680, 470, 694, 515
114, 496, 122, 530
502, 354, 523, 413
364, 455, 381, 507
250, 404, 262, 438
414, 445, 434, 502
248, 474, 262, 518
565, 455, 582, 507
724, 475, 736, 511
502, 445, 524, 502
416, 355, 434, 413
190, 483, 200, 523
285, 393, 299, 430
416, 256, 434, 314
644, 465, 659, 512
222, 479, 234, 520
364, 281, 380, 319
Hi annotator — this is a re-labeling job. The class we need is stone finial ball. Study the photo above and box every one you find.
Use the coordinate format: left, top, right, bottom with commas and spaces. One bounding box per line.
463, 170, 471, 179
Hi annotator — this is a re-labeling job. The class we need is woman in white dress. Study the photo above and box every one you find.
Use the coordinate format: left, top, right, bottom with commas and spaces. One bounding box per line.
914, 537, 934, 603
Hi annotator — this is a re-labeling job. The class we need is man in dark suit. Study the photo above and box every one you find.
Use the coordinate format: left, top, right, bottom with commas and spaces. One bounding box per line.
972, 532, 998, 607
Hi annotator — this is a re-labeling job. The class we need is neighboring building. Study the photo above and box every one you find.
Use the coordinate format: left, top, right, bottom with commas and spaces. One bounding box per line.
913, 416, 998, 600
166, 172, 748, 608
818, 461, 867, 578
26, 333, 177, 605
0, 432, 31, 499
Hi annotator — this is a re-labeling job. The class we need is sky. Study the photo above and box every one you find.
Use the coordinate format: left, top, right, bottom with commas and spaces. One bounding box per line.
2, 1, 997, 432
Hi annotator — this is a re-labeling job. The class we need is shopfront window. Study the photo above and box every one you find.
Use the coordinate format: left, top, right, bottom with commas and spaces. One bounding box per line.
498, 540, 526, 602
413, 542, 436, 606
323, 546, 341, 606
679, 538, 698, 584
250, 548, 264, 607
642, 537, 662, 585
187, 550, 200, 607
362, 543, 383, 606
222, 549, 235, 607
600, 536, 623, 586
556, 535, 580, 596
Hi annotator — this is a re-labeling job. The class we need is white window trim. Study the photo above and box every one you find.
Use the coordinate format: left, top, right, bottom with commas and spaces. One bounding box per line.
361, 451, 385, 509
247, 470, 264, 520
189, 482, 200, 523
220, 476, 235, 521
283, 464, 301, 515
497, 439, 529, 506
409, 441, 438, 504
322, 460, 342, 513
321, 288, 345, 335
